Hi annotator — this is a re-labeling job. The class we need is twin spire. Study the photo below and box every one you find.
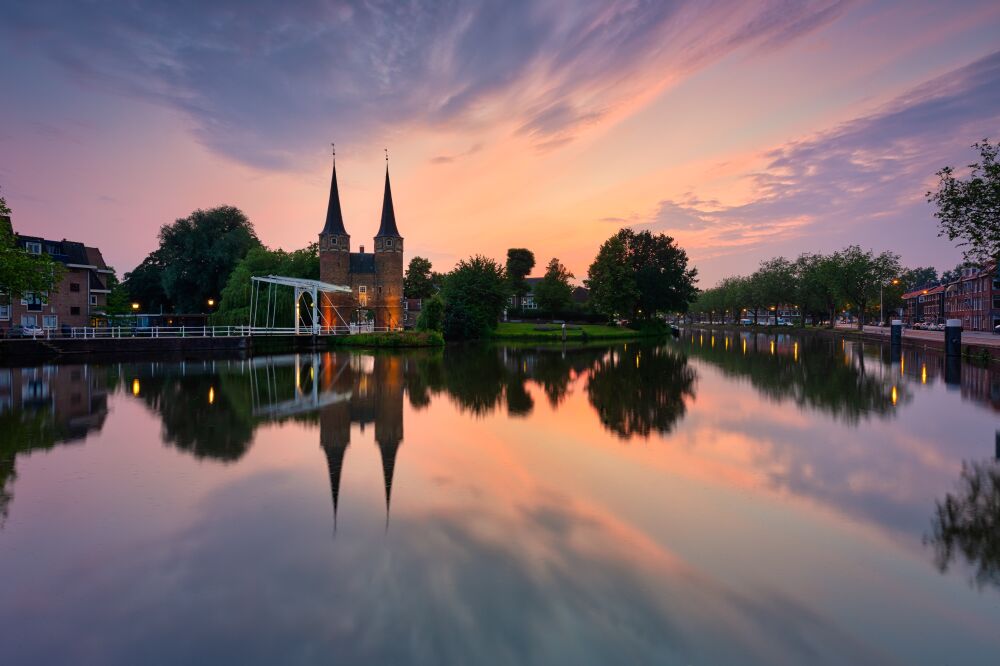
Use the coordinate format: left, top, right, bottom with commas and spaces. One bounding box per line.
321, 146, 399, 239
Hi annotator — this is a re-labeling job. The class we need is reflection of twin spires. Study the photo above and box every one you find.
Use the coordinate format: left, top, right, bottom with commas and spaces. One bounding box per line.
317, 353, 404, 531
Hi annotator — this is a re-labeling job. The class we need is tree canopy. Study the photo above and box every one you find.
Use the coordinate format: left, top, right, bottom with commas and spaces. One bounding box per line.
212, 244, 319, 326
126, 205, 260, 313
403, 256, 436, 299
0, 190, 64, 300
533, 257, 574, 312
928, 139, 1000, 265
505, 248, 535, 299
440, 255, 510, 340
586, 229, 697, 321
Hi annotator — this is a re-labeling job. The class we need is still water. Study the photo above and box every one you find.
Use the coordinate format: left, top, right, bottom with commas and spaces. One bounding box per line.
1, 331, 998, 665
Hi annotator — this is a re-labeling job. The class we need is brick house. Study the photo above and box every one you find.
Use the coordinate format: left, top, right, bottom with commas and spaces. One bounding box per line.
902, 285, 945, 326
1, 221, 115, 334
943, 265, 998, 332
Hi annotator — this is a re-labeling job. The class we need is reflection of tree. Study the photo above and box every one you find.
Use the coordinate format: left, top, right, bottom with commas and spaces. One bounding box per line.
927, 460, 1000, 590
682, 332, 902, 424
586, 345, 696, 439
133, 373, 257, 462
0, 410, 69, 526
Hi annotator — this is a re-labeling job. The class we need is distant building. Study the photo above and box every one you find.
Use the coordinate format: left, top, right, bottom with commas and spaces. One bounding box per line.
1, 222, 114, 333
318, 157, 404, 331
903, 264, 999, 331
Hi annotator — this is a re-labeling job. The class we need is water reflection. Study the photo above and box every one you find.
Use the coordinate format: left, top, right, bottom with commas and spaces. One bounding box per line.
927, 456, 1000, 590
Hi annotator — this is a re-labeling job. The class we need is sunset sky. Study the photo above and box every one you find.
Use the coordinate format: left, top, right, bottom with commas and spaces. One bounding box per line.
2, 0, 999, 286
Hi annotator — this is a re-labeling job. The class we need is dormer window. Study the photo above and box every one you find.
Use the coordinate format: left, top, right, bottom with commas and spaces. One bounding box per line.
25, 242, 41, 255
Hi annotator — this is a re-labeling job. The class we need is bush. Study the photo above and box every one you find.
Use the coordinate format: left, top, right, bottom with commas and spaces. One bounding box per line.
440, 255, 510, 340
506, 308, 608, 323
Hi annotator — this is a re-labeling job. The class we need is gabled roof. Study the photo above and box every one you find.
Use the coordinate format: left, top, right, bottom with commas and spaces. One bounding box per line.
321, 160, 348, 236
375, 167, 400, 238
85, 246, 109, 270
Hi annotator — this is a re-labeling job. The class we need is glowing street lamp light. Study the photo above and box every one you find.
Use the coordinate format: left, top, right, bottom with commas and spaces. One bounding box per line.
207, 298, 215, 308
131, 302, 140, 311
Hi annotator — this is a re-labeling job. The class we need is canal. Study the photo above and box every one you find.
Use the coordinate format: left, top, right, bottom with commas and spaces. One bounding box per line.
1, 331, 998, 664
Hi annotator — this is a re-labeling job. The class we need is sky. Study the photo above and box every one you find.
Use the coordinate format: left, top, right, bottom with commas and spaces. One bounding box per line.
1, 0, 999, 287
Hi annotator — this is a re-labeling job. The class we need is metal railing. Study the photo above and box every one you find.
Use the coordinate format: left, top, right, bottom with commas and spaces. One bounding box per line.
3, 324, 402, 340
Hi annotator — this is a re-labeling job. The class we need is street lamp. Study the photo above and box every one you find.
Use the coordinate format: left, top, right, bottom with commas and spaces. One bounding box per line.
207, 298, 215, 308
131, 302, 140, 311
880, 278, 900, 328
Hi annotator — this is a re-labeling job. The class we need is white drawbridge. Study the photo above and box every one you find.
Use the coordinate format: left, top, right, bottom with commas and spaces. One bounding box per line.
249, 275, 356, 335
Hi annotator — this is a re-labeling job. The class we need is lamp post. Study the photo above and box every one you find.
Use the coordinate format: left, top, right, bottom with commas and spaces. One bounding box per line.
880, 278, 900, 330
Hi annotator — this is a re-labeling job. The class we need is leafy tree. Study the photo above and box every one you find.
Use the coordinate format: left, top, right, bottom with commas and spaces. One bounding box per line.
753, 257, 795, 316
157, 206, 261, 313
940, 261, 977, 284
928, 140, 1000, 265
416, 294, 444, 332
404, 256, 436, 299
122, 249, 172, 313
505, 248, 535, 306
0, 189, 64, 301
212, 244, 319, 326
533, 257, 574, 312
901, 266, 939, 290
586, 229, 697, 322
440, 255, 510, 340
104, 272, 133, 322
826, 246, 901, 329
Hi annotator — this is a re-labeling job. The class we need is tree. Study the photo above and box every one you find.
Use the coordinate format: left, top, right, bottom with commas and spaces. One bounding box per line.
212, 244, 319, 326
440, 255, 510, 340
157, 206, 261, 313
826, 246, 901, 329
0, 189, 64, 301
901, 266, 939, 290
533, 258, 574, 312
586, 229, 697, 322
403, 256, 436, 299
753, 257, 796, 320
794, 253, 840, 327
940, 261, 977, 284
122, 249, 172, 313
928, 140, 1000, 265
416, 294, 444, 332
505, 248, 535, 307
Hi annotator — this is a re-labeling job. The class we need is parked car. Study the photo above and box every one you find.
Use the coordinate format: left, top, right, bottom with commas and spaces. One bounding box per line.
739, 318, 753, 325
776, 318, 794, 327
7, 325, 44, 338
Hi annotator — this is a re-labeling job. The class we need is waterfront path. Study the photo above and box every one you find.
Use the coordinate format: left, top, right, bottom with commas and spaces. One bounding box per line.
836, 324, 1000, 348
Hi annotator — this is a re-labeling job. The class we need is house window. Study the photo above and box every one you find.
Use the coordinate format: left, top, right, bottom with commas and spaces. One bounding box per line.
22, 292, 45, 311
71, 306, 81, 315
386, 238, 392, 247
42, 315, 58, 329
25, 241, 41, 254
90, 295, 97, 306
21, 314, 37, 328
0, 304, 8, 320
70, 282, 80, 292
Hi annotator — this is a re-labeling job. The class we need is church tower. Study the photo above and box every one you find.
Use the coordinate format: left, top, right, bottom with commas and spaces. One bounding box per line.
373, 165, 403, 330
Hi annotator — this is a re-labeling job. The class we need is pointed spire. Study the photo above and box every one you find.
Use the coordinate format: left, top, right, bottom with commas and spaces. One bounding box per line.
321, 440, 349, 533
375, 158, 400, 238
321, 145, 348, 236
377, 438, 401, 527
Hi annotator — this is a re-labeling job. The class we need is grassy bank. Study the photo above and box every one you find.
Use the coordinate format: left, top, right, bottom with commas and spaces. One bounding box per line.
325, 330, 444, 348
492, 322, 667, 342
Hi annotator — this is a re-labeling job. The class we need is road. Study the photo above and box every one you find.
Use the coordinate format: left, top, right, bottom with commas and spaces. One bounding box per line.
836, 324, 1000, 347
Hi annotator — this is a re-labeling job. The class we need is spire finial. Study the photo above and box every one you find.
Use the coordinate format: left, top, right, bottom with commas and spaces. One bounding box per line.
384, 147, 388, 165
331, 142, 336, 162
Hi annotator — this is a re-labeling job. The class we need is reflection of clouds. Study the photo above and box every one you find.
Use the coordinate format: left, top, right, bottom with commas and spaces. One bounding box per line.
2, 468, 890, 665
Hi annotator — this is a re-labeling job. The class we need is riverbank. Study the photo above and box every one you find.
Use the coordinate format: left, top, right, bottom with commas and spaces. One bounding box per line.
683, 323, 1000, 363
491, 322, 666, 342
0, 330, 444, 364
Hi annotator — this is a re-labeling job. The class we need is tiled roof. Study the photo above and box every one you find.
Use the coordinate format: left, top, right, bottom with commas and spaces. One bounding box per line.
375, 168, 400, 238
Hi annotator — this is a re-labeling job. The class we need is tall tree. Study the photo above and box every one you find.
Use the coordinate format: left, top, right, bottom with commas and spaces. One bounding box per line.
533, 258, 574, 312
826, 246, 901, 329
440, 255, 510, 340
122, 249, 172, 313
157, 206, 261, 313
212, 244, 319, 326
403, 256, 435, 299
505, 248, 535, 307
901, 266, 939, 290
586, 229, 697, 322
0, 189, 64, 301
928, 140, 1000, 265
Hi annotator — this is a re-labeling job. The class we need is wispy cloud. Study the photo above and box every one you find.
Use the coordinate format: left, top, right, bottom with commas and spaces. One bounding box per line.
640, 49, 1000, 277
2, 1, 849, 170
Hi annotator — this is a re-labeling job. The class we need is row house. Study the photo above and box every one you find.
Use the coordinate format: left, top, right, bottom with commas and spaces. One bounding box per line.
1, 219, 115, 334
943, 265, 1000, 332
903, 264, 1000, 332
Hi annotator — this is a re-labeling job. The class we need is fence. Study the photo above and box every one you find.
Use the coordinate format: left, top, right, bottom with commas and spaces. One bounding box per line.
3, 323, 398, 340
